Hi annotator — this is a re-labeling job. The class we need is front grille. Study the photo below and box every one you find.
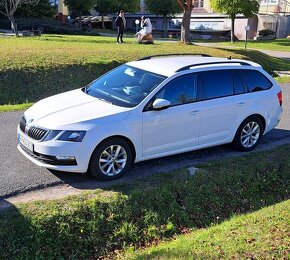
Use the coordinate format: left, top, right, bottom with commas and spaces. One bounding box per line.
20, 116, 26, 133
28, 126, 48, 141
20, 116, 48, 141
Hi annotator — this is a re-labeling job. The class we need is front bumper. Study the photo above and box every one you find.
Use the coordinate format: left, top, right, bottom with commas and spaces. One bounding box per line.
17, 126, 93, 173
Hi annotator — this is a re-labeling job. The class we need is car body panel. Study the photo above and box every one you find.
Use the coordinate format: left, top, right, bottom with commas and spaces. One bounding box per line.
17, 56, 282, 174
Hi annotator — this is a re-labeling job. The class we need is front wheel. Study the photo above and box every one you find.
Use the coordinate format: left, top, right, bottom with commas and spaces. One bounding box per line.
89, 138, 133, 180
233, 116, 263, 152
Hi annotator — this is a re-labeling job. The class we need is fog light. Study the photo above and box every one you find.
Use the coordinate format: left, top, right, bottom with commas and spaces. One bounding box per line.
56, 156, 76, 161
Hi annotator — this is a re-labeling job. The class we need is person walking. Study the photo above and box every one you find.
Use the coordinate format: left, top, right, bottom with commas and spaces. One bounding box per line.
115, 10, 126, 44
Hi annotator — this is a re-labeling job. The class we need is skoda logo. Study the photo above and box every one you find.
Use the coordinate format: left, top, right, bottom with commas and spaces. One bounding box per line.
27, 119, 34, 127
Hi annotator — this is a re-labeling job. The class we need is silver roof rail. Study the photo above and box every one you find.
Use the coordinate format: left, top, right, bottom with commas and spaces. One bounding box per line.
138, 53, 212, 61
175, 61, 253, 72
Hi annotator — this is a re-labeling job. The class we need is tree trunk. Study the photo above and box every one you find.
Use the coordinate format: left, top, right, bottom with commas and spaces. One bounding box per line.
231, 14, 236, 43
102, 15, 105, 30
8, 15, 19, 36
163, 15, 168, 38
181, 8, 191, 43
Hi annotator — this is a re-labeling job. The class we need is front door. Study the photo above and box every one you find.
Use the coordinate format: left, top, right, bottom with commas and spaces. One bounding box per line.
142, 74, 201, 156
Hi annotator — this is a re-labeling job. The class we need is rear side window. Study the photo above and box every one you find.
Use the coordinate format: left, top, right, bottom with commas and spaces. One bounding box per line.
238, 70, 272, 92
198, 70, 234, 100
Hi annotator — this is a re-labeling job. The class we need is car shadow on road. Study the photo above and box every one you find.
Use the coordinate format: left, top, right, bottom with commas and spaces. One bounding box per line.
48, 128, 290, 191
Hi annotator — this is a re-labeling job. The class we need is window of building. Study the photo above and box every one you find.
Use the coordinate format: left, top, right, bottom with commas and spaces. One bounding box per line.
190, 21, 222, 30
261, 0, 278, 5
194, 0, 204, 8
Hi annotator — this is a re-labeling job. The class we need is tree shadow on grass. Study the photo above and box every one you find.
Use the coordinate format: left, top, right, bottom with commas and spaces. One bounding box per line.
0, 142, 289, 258
0, 199, 36, 258
0, 60, 122, 105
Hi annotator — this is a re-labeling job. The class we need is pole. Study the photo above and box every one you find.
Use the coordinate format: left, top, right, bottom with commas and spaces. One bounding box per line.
245, 30, 248, 49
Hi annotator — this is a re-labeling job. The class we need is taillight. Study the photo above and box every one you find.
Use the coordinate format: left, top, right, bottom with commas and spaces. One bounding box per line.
277, 91, 282, 106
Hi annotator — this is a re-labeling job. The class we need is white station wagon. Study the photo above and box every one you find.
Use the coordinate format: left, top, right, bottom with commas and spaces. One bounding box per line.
18, 55, 283, 180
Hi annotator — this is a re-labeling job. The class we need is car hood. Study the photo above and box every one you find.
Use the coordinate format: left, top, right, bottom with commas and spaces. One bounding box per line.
24, 89, 131, 130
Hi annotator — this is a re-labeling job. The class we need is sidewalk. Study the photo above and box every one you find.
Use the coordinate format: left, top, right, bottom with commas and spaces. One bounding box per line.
194, 42, 290, 61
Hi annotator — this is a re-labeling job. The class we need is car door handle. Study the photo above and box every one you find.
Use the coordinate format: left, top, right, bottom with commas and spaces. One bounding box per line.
189, 110, 200, 115
236, 102, 246, 106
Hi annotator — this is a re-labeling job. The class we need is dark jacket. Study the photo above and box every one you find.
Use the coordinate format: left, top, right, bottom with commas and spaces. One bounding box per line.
115, 16, 124, 28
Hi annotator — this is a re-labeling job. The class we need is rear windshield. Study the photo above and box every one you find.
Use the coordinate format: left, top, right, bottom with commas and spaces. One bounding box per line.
85, 65, 166, 108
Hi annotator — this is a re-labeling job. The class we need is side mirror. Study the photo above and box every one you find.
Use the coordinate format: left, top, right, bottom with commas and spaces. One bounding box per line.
152, 98, 171, 110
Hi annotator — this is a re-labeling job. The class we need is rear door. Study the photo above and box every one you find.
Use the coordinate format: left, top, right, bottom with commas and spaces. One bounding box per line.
197, 69, 249, 145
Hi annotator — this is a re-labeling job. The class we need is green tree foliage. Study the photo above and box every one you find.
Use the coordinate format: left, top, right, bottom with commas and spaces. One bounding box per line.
210, 0, 259, 42
115, 0, 139, 13
146, 0, 181, 37
64, 0, 95, 26
94, 0, 116, 29
0, 0, 40, 35
15, 0, 55, 18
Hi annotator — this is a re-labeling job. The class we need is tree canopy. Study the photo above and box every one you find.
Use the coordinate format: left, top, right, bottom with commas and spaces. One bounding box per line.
210, 0, 259, 42
16, 0, 55, 18
115, 0, 139, 13
0, 0, 40, 35
94, 0, 114, 16
94, 0, 115, 29
64, 0, 95, 17
146, 0, 181, 36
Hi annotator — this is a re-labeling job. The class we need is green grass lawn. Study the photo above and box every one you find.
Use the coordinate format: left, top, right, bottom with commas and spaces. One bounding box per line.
0, 34, 290, 108
219, 38, 290, 52
126, 200, 290, 259
0, 144, 289, 259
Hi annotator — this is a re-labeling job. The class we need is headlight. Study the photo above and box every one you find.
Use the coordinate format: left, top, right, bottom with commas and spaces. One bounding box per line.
42, 130, 62, 142
58, 131, 86, 142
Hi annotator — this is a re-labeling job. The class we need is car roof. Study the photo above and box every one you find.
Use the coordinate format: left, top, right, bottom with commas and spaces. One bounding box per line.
127, 56, 261, 77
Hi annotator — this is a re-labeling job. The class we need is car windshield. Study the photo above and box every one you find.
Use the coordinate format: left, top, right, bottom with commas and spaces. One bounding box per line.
85, 65, 166, 108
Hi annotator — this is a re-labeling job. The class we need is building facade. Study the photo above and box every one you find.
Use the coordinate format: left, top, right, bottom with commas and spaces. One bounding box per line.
57, 0, 290, 39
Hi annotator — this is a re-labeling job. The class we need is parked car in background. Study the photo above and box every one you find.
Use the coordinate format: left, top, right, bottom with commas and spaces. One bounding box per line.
17, 55, 283, 181
72, 16, 112, 29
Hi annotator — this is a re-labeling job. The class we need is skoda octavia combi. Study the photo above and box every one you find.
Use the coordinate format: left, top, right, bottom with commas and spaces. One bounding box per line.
18, 55, 283, 180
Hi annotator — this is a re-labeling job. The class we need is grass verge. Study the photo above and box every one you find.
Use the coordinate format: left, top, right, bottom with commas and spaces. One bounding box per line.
125, 200, 290, 259
0, 144, 289, 259
1, 35, 290, 106
0, 102, 33, 112
275, 76, 290, 84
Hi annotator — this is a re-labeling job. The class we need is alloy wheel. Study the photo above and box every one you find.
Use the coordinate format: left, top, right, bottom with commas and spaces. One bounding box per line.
240, 121, 261, 148
99, 145, 127, 176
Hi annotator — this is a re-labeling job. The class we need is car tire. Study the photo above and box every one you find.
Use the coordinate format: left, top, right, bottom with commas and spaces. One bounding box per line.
89, 137, 133, 180
233, 116, 264, 152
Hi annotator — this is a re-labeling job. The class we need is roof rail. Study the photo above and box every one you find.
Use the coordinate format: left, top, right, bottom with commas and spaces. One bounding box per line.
138, 53, 212, 61
175, 60, 253, 72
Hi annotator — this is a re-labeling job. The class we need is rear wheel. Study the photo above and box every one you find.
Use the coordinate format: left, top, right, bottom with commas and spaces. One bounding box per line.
89, 138, 132, 180
233, 116, 263, 152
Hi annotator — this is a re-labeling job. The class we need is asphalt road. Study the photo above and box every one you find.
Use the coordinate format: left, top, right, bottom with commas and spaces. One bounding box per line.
1, 84, 290, 199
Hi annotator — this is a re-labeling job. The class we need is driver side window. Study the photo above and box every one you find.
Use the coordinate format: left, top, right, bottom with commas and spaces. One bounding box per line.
155, 74, 197, 107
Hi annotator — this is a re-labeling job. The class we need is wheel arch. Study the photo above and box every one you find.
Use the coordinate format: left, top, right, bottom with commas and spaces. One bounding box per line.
93, 135, 136, 164
243, 114, 266, 134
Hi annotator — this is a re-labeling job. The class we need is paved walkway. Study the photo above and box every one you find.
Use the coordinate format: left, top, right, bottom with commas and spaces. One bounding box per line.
194, 42, 290, 61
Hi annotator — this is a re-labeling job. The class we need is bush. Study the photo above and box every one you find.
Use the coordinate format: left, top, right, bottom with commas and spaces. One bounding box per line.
258, 29, 275, 37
